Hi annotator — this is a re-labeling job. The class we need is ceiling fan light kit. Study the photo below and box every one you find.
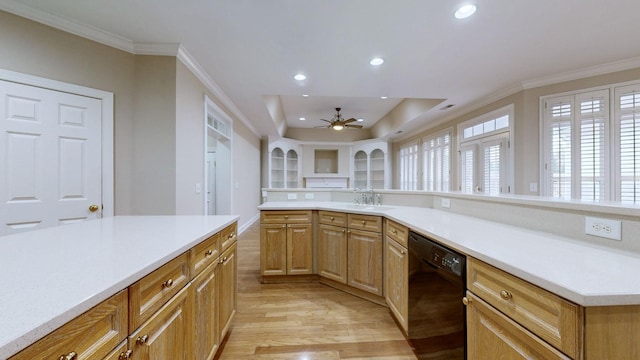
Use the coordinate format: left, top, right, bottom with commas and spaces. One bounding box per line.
318, 107, 364, 131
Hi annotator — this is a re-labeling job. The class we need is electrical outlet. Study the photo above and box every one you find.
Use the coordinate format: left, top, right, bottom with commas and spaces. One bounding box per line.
585, 217, 622, 241
287, 193, 297, 200
441, 198, 451, 208
304, 193, 314, 199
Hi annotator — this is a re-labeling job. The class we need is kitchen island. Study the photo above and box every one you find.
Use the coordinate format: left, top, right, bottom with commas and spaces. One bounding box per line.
0, 215, 238, 359
259, 201, 640, 359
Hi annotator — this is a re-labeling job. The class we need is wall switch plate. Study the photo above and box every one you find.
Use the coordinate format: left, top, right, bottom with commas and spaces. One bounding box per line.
195, 183, 202, 194
287, 193, 297, 200
305, 193, 314, 199
529, 182, 538, 192
441, 198, 451, 208
585, 217, 622, 241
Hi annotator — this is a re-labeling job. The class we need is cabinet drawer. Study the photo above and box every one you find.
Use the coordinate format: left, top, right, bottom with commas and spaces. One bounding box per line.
129, 252, 190, 330
347, 213, 382, 232
220, 222, 237, 252
467, 258, 582, 358
318, 210, 347, 226
191, 232, 220, 278
385, 219, 408, 247
260, 210, 312, 224
9, 290, 128, 360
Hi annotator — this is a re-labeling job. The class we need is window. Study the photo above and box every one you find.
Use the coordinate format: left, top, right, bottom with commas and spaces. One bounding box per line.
458, 105, 513, 195
542, 90, 609, 202
399, 142, 418, 190
615, 85, 640, 203
542, 83, 640, 204
422, 130, 451, 191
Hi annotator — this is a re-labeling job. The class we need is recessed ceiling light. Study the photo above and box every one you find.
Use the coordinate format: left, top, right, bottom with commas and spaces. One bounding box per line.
380, 96, 388, 99
357, 118, 364, 122
299, 117, 306, 121
294, 74, 306, 81
455, 4, 477, 19
302, 94, 309, 97
369, 57, 384, 66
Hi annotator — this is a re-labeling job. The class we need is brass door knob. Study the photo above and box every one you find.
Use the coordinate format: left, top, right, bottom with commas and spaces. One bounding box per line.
136, 334, 149, 345
206, 249, 213, 256
162, 279, 173, 288
119, 350, 133, 359
59, 352, 77, 360
462, 297, 471, 306
88, 204, 99, 212
500, 290, 513, 300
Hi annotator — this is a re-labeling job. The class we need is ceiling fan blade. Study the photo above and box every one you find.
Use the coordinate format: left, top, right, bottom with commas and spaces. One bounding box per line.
343, 118, 358, 123
345, 124, 363, 129
314, 125, 331, 128
320, 119, 332, 123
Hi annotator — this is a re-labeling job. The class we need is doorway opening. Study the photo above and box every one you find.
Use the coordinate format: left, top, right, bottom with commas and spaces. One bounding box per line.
204, 96, 232, 215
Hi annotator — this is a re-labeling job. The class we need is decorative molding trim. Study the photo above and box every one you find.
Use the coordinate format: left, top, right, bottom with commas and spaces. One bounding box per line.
134, 42, 181, 56
0, 0, 135, 53
176, 45, 259, 137
522, 56, 640, 89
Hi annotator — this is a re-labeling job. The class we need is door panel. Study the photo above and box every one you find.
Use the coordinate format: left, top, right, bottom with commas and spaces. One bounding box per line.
0, 80, 102, 235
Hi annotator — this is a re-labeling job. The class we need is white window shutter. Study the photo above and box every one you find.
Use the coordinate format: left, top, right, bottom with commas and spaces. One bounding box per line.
616, 88, 640, 203
576, 91, 608, 201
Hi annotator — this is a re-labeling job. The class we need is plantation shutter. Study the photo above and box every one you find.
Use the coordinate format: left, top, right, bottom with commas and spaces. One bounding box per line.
460, 145, 476, 193
616, 86, 640, 203
423, 131, 451, 191
482, 139, 504, 195
399, 142, 418, 190
577, 91, 608, 201
545, 96, 573, 199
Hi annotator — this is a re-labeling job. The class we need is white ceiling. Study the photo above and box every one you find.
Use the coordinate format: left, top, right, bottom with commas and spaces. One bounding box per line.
2, 0, 640, 140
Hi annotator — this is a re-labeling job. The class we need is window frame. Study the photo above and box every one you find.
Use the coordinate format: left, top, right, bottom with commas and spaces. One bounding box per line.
457, 104, 514, 194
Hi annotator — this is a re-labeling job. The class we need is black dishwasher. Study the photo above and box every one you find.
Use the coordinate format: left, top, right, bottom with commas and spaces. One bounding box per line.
407, 231, 466, 360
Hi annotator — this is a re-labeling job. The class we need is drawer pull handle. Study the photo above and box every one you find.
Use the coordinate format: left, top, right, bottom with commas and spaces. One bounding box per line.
137, 334, 149, 345
284, 215, 288, 219
400, 250, 406, 255
362, 220, 366, 225
392, 229, 397, 235
162, 279, 174, 288
462, 297, 471, 306
500, 290, 512, 300
119, 350, 133, 359
206, 249, 214, 256
330, 216, 335, 221
228, 233, 235, 239
59, 352, 77, 360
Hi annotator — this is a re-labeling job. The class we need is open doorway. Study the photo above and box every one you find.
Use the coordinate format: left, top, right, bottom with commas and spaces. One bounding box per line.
204, 96, 232, 215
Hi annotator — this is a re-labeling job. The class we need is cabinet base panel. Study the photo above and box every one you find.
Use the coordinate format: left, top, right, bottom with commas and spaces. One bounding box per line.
261, 274, 320, 283
320, 277, 386, 306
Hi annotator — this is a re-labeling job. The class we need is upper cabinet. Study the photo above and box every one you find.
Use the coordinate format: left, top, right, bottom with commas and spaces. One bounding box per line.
263, 137, 390, 189
352, 141, 390, 189
266, 138, 301, 189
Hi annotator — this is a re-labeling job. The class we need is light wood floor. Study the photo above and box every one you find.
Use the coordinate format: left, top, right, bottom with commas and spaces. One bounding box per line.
216, 221, 418, 360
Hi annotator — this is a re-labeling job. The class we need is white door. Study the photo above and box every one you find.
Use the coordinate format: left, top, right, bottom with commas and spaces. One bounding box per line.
206, 151, 216, 215
0, 80, 102, 235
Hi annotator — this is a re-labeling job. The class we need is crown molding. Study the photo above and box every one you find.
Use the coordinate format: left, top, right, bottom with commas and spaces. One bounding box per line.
176, 45, 259, 137
522, 56, 640, 89
0, 0, 135, 53
0, 0, 258, 137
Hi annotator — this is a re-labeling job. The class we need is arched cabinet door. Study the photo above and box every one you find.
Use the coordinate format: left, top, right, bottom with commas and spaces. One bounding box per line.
370, 149, 385, 189
354, 150, 368, 189
286, 149, 299, 188
270, 147, 284, 188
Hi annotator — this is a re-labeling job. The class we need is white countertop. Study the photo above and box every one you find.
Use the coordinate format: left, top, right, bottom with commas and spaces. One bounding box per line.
259, 201, 640, 307
0, 215, 238, 359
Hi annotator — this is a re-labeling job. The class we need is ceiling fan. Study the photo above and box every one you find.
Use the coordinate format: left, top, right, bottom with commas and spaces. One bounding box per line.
317, 108, 363, 130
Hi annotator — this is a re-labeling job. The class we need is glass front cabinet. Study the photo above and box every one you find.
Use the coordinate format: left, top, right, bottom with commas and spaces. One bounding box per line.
351, 141, 389, 189
268, 140, 301, 189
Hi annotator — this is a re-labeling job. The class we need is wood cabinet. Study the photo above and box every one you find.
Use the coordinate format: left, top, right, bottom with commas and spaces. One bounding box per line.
128, 252, 190, 331
466, 291, 571, 360
466, 258, 582, 358
219, 242, 237, 340
191, 260, 219, 360
8, 221, 238, 360
260, 210, 313, 277
128, 285, 193, 360
318, 223, 348, 283
384, 219, 409, 334
348, 228, 382, 295
346, 214, 382, 296
317, 211, 383, 296
9, 290, 128, 360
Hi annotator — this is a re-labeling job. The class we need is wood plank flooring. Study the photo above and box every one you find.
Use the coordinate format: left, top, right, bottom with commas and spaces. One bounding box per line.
216, 221, 418, 360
